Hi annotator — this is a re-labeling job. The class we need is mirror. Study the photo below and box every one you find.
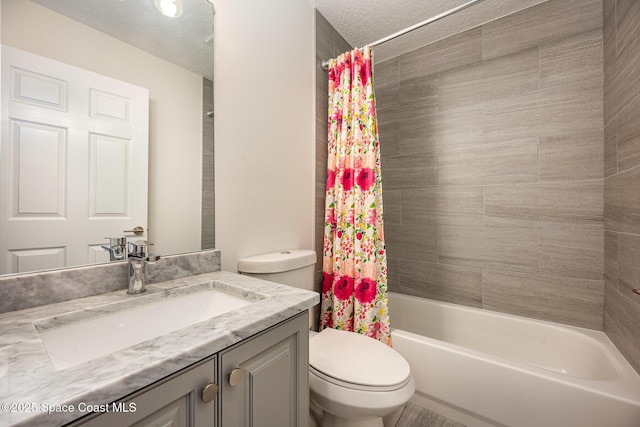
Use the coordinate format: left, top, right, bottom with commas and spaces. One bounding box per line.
0, 0, 215, 276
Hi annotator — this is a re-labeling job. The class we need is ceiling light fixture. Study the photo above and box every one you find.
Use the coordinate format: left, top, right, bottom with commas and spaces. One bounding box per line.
153, 0, 184, 18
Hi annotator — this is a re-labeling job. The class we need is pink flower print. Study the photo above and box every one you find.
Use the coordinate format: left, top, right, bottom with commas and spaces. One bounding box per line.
326, 169, 336, 190
325, 208, 336, 226
334, 275, 354, 300
365, 209, 377, 225
352, 48, 362, 65
333, 110, 343, 131
355, 278, 377, 304
344, 209, 355, 225
341, 168, 354, 191
354, 155, 363, 170
322, 271, 333, 294
329, 61, 344, 86
323, 237, 332, 255
352, 50, 368, 85
373, 320, 391, 345
320, 311, 333, 329
323, 47, 392, 345
367, 321, 381, 339
356, 168, 375, 191
341, 238, 354, 258
344, 53, 351, 67
361, 240, 374, 258
345, 135, 355, 148
359, 58, 370, 87
361, 151, 375, 168
337, 156, 346, 170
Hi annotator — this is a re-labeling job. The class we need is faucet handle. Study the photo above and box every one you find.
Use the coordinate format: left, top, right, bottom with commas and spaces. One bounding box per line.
128, 240, 153, 258
102, 236, 127, 261
104, 236, 127, 247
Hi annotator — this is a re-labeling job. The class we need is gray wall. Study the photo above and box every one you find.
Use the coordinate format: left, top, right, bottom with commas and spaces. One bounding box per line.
374, 0, 605, 330
202, 77, 215, 250
603, 0, 640, 373
314, 0, 640, 373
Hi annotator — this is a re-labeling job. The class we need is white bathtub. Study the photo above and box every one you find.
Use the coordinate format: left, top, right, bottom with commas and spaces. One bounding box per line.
388, 292, 640, 427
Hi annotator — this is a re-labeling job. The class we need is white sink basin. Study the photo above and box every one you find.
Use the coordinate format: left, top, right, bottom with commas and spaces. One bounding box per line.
37, 288, 254, 370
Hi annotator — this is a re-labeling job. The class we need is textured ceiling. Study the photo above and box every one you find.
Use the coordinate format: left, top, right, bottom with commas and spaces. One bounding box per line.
30, 0, 214, 80
26, 0, 549, 78
313, 0, 548, 62
314, 0, 472, 47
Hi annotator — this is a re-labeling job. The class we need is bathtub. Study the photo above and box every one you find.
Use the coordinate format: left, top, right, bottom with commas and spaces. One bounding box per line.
388, 292, 640, 427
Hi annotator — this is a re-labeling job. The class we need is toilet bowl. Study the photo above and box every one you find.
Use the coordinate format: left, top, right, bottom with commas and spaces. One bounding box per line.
238, 250, 415, 427
309, 328, 415, 427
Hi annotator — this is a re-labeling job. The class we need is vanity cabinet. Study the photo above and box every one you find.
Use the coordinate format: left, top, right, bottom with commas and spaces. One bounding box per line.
67, 312, 308, 427
67, 356, 217, 427
219, 311, 309, 427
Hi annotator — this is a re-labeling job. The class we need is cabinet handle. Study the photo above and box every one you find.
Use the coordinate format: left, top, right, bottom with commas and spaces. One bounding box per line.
229, 368, 243, 386
202, 382, 219, 403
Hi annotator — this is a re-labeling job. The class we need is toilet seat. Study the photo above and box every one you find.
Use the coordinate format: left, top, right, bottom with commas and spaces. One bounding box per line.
309, 365, 411, 392
309, 328, 411, 392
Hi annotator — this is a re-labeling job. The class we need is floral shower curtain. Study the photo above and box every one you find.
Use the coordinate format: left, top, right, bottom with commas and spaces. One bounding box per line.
319, 46, 392, 346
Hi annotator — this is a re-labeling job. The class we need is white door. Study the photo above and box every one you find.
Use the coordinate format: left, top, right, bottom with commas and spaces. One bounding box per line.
0, 46, 149, 274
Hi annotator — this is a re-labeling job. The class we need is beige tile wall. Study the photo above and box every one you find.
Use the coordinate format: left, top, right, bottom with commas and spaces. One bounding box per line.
375, 0, 605, 329
603, 0, 640, 373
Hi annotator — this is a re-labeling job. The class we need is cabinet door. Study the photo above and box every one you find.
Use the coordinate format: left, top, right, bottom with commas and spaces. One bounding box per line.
70, 356, 217, 427
220, 312, 309, 427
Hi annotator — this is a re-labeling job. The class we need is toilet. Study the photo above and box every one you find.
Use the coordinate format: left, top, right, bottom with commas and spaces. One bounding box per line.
238, 250, 415, 427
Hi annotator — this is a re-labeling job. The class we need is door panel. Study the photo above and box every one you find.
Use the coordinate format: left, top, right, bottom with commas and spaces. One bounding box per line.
12, 120, 66, 216
91, 133, 129, 216
9, 246, 65, 273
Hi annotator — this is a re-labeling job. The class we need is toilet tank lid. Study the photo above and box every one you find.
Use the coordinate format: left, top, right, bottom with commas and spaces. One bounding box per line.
238, 249, 317, 273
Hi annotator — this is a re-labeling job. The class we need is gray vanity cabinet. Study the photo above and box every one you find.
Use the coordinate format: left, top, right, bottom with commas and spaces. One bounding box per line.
219, 312, 309, 427
68, 311, 308, 427
69, 356, 217, 427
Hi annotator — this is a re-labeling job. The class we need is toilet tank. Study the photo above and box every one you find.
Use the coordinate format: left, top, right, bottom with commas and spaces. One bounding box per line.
237, 250, 317, 291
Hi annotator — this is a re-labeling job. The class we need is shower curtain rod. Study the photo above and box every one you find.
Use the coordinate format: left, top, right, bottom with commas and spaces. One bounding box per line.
320, 0, 484, 70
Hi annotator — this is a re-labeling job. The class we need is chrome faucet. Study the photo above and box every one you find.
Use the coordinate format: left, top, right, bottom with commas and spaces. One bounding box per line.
127, 241, 161, 294
102, 237, 128, 261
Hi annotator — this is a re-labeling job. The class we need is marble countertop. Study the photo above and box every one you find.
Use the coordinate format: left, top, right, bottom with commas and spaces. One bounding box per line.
0, 271, 319, 427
